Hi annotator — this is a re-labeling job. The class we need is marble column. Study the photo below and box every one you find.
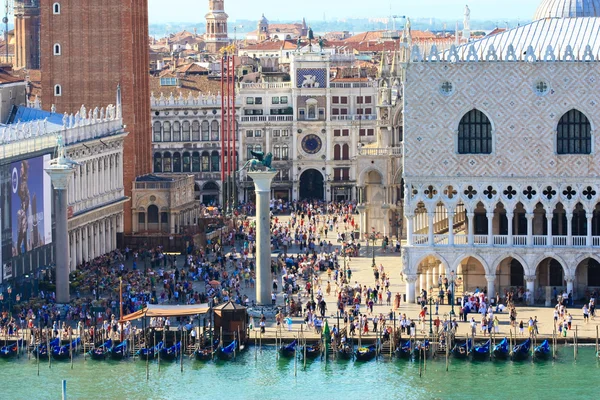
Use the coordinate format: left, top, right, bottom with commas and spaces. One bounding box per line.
587, 212, 593, 247
419, 272, 424, 298
448, 211, 455, 245
467, 212, 474, 245
428, 212, 434, 245
566, 211, 573, 246
485, 274, 496, 300
82, 226, 88, 263
406, 214, 414, 245
405, 274, 417, 303
546, 212, 553, 247
248, 170, 278, 305
45, 165, 74, 304
566, 275, 574, 298
76, 229, 82, 267
70, 232, 76, 271
506, 212, 513, 246
486, 211, 494, 245
525, 275, 536, 305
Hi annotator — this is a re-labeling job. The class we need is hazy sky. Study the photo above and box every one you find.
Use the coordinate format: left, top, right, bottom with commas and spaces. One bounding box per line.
148, 0, 540, 23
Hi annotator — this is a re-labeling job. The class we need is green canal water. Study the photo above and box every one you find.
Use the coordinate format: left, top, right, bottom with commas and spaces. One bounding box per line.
0, 346, 597, 400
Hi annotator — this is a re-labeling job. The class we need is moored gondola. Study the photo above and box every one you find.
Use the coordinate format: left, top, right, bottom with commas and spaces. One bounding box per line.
278, 340, 297, 358
355, 344, 377, 362
534, 339, 551, 360
0, 339, 24, 359
110, 340, 128, 360
395, 340, 412, 360
32, 338, 60, 358
136, 341, 163, 361
160, 342, 181, 362
493, 338, 510, 360
451, 339, 472, 359
412, 340, 430, 360
89, 339, 112, 361
337, 342, 353, 360
52, 338, 81, 361
512, 338, 531, 361
471, 340, 491, 361
217, 340, 238, 361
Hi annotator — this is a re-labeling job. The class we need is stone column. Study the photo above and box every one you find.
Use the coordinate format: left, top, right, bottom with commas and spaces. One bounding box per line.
525, 275, 536, 305
448, 211, 455, 245
169, 213, 176, 234
566, 275, 574, 298
587, 212, 593, 247
406, 213, 414, 245
82, 226, 88, 263
419, 272, 424, 299
506, 211, 513, 246
405, 274, 417, 303
248, 170, 278, 305
526, 213, 534, 246
485, 274, 496, 300
428, 212, 434, 245
546, 212, 553, 247
76, 229, 82, 267
426, 267, 432, 292
566, 211, 573, 246
69, 232, 76, 271
467, 212, 474, 245
45, 165, 75, 304
486, 211, 494, 245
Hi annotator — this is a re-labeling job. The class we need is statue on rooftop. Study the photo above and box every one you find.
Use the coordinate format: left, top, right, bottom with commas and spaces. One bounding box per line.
464, 5, 471, 31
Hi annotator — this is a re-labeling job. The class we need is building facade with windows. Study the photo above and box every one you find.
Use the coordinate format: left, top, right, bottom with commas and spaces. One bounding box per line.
401, 1, 600, 303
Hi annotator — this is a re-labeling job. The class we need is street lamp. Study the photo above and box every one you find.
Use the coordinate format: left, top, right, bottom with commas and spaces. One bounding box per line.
429, 286, 433, 335
369, 228, 377, 268
449, 270, 456, 316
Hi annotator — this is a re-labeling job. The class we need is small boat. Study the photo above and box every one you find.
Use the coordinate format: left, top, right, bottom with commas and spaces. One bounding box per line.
355, 345, 377, 362
32, 338, 60, 358
412, 340, 430, 360
512, 338, 531, 361
278, 340, 297, 358
471, 340, 491, 361
217, 341, 238, 361
136, 341, 163, 361
301, 343, 321, 360
159, 342, 181, 362
0, 339, 24, 359
395, 340, 412, 360
110, 340, 128, 360
451, 339, 472, 359
52, 338, 81, 361
493, 338, 510, 360
534, 340, 551, 360
337, 343, 353, 360
89, 339, 112, 361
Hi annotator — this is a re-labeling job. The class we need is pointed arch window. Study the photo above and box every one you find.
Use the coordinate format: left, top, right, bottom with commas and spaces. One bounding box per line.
53, 43, 61, 55
557, 109, 591, 154
54, 84, 62, 96
457, 109, 492, 154
53, 3, 61, 14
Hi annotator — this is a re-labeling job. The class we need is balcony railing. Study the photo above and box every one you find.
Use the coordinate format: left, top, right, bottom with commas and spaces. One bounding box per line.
410, 233, 600, 248
240, 115, 293, 122
330, 115, 377, 121
240, 82, 293, 89
358, 147, 402, 156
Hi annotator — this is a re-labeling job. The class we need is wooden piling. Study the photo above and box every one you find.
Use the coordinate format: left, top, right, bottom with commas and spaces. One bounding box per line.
294, 332, 298, 377
596, 326, 599, 358
254, 330, 257, 361
574, 325, 578, 360
180, 329, 184, 372
445, 331, 449, 371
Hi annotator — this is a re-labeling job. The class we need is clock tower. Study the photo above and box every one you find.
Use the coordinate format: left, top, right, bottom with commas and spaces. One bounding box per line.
205, 0, 229, 53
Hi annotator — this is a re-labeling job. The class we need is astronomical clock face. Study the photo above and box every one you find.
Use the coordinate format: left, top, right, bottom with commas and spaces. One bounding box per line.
301, 134, 322, 154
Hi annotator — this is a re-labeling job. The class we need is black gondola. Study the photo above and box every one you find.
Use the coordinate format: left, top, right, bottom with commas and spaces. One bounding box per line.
0, 339, 24, 359
301, 343, 321, 360
451, 339, 472, 359
534, 339, 551, 360
52, 338, 81, 361
355, 344, 377, 361
136, 341, 163, 361
395, 340, 412, 360
217, 340, 237, 361
110, 340, 128, 360
160, 342, 181, 362
412, 340, 430, 360
89, 339, 112, 361
471, 340, 491, 361
337, 342, 353, 360
493, 338, 510, 360
279, 340, 297, 358
32, 338, 59, 358
512, 338, 531, 361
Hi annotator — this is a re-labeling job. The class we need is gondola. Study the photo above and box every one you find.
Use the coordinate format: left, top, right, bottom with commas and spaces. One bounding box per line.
110, 340, 128, 360
395, 340, 412, 360
0, 339, 24, 359
451, 339, 472, 359
32, 338, 60, 358
355, 344, 377, 362
493, 338, 510, 360
337, 342, 353, 360
89, 339, 112, 361
52, 338, 81, 361
193, 339, 219, 361
136, 341, 163, 361
301, 343, 321, 360
159, 342, 181, 362
512, 338, 531, 361
278, 340, 297, 358
534, 339, 551, 360
471, 340, 491, 361
217, 340, 238, 361
412, 340, 430, 360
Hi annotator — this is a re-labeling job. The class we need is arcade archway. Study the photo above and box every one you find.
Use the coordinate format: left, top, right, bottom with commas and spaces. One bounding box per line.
299, 169, 324, 200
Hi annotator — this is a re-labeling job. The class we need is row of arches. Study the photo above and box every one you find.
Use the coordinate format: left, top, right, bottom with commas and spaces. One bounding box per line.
457, 108, 591, 155
154, 151, 227, 173
153, 120, 228, 142
333, 143, 350, 160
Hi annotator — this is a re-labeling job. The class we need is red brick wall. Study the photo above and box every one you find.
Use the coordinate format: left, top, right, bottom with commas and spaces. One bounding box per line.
40, 0, 151, 234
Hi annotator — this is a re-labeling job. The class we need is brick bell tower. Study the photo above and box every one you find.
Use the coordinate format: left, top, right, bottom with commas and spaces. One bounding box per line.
13, 0, 41, 69
205, 0, 229, 53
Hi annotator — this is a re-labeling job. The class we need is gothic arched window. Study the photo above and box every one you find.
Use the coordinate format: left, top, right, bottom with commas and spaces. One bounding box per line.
182, 121, 190, 141
153, 121, 162, 141
557, 109, 591, 154
201, 121, 210, 141
172, 121, 181, 142
333, 144, 341, 160
211, 151, 220, 171
342, 144, 350, 160
457, 109, 492, 154
153, 152, 162, 172
211, 120, 220, 141
53, 43, 61, 55
163, 121, 171, 142
53, 3, 61, 14
172, 152, 181, 172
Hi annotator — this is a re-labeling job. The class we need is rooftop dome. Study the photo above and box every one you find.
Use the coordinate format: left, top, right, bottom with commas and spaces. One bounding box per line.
533, 0, 600, 19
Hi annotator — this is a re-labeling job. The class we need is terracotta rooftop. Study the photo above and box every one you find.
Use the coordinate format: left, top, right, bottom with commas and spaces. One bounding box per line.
241, 39, 298, 51
149, 72, 221, 97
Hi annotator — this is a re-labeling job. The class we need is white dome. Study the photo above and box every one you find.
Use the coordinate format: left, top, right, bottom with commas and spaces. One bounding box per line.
534, 0, 600, 19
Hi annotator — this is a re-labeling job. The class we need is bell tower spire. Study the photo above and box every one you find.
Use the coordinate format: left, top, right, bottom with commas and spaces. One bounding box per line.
205, 0, 229, 53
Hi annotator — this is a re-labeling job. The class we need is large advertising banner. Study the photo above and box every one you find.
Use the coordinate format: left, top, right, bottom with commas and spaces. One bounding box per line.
10, 155, 52, 256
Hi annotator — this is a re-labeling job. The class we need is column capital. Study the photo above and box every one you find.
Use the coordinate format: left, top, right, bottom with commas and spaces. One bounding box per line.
467, 212, 475, 218
525, 213, 535, 220
485, 274, 496, 282
586, 212, 594, 219
565, 275, 575, 283
545, 212, 553, 219
404, 274, 418, 283
486, 212, 494, 218
524, 274, 536, 283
